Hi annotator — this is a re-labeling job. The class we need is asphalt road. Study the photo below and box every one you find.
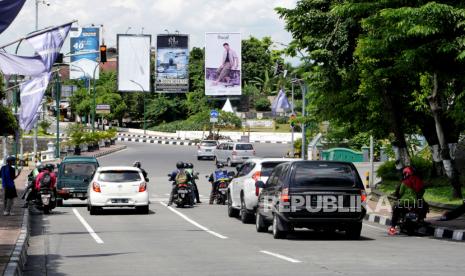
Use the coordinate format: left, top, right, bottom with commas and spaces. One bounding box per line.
24, 142, 465, 276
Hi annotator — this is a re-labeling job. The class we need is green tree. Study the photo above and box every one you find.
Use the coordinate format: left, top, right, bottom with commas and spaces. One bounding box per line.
0, 75, 18, 135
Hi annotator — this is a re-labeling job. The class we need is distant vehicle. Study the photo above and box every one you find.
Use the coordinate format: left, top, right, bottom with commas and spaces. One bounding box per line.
215, 142, 255, 167
255, 161, 367, 239
87, 166, 149, 215
227, 158, 294, 223
197, 140, 219, 160
56, 156, 99, 205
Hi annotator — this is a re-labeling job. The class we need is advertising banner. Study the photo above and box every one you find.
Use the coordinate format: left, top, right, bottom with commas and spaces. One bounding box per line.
69, 27, 100, 79
205, 32, 241, 96
156, 34, 189, 93
117, 34, 151, 92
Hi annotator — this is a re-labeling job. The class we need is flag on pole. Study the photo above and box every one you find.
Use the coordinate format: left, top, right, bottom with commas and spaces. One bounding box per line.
19, 73, 51, 131
0, 0, 26, 35
271, 89, 291, 115
0, 52, 46, 75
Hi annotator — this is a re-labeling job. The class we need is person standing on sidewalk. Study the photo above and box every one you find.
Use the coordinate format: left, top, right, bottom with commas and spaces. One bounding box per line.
1, 156, 19, 216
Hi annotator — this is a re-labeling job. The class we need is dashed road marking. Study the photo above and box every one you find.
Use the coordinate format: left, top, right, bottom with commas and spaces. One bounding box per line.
72, 208, 104, 244
259, 250, 301, 263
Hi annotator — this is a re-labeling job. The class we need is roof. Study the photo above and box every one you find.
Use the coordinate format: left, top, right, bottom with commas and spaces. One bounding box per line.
62, 156, 98, 162
97, 166, 140, 172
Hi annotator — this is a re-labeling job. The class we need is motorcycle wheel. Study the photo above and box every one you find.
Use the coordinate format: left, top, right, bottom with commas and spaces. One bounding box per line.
43, 206, 50, 214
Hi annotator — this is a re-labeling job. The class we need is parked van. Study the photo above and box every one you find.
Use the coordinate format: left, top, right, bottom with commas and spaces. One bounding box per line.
215, 142, 255, 167
56, 156, 99, 206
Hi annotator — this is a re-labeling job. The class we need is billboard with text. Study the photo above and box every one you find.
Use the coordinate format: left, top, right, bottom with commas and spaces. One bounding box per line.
69, 27, 100, 79
156, 34, 189, 93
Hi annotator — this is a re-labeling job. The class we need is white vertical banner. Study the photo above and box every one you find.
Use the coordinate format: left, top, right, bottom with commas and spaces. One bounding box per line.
117, 34, 151, 92
205, 32, 241, 96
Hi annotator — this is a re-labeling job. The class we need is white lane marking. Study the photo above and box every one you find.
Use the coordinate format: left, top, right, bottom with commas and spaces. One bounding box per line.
260, 250, 302, 263
72, 208, 104, 244
164, 193, 170, 196
159, 202, 228, 239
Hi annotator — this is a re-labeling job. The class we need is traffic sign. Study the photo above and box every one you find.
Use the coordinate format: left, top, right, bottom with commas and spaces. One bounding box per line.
210, 110, 219, 118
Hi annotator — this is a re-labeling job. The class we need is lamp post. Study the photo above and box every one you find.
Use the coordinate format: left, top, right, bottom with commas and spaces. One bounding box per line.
130, 80, 147, 135
91, 62, 100, 132
35, 1, 50, 30
54, 72, 61, 158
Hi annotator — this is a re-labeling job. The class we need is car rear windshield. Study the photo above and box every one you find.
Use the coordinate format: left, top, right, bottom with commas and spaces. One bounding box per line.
98, 171, 142, 182
201, 141, 217, 147
62, 163, 96, 178
235, 144, 253, 150
261, 162, 286, 177
292, 163, 357, 188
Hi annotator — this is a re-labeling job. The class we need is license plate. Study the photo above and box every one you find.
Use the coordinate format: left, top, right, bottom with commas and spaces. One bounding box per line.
178, 190, 188, 194
111, 199, 128, 203
205, 149, 212, 152
74, 193, 86, 198
218, 188, 228, 192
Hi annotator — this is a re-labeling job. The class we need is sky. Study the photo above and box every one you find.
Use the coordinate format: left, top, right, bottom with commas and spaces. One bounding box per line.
0, 0, 298, 55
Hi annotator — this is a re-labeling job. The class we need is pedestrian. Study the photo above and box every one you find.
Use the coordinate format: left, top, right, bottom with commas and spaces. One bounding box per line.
1, 156, 19, 216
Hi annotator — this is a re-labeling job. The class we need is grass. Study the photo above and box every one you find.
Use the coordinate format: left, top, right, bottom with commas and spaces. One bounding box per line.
378, 179, 465, 207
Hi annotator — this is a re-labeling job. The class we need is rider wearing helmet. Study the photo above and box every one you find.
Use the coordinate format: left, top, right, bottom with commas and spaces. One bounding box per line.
1, 156, 19, 216
168, 162, 193, 206
133, 161, 148, 181
185, 163, 201, 204
35, 163, 57, 191
208, 163, 228, 204
388, 166, 427, 235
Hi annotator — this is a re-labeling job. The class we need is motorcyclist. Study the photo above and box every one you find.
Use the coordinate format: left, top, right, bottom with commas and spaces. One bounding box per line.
35, 163, 57, 192
168, 161, 193, 206
185, 163, 201, 204
22, 164, 45, 208
133, 161, 148, 181
208, 163, 228, 204
388, 166, 427, 235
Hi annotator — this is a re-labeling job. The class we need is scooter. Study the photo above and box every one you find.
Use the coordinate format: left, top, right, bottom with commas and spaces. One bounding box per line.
398, 203, 429, 236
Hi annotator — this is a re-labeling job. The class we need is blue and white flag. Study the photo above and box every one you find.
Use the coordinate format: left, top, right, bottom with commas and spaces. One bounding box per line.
0, 52, 46, 75
271, 89, 291, 115
0, 0, 26, 35
19, 73, 51, 131
27, 23, 71, 71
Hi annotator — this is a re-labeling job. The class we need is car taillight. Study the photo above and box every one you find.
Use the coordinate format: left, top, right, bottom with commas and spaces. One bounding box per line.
139, 182, 147, 192
92, 182, 101, 193
252, 171, 261, 181
232, 151, 237, 156
360, 190, 367, 202
280, 188, 290, 202
255, 186, 260, 197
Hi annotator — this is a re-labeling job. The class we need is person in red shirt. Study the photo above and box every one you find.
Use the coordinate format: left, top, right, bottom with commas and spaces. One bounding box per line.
35, 164, 57, 191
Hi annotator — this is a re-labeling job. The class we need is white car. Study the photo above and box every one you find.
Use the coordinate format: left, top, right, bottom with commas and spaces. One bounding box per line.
227, 158, 294, 223
87, 166, 149, 215
197, 140, 219, 160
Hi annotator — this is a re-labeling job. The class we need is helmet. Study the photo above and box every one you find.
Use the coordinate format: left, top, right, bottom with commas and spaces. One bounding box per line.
402, 166, 414, 179
216, 163, 224, 169
133, 161, 141, 168
6, 155, 16, 163
186, 163, 193, 169
45, 163, 55, 172
37, 164, 45, 173
176, 161, 184, 169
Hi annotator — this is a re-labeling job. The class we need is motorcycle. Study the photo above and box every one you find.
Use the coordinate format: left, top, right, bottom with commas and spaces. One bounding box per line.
399, 205, 429, 236
215, 179, 230, 205
168, 174, 194, 208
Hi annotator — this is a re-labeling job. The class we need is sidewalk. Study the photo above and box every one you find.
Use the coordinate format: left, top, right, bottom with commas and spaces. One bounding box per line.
0, 144, 126, 275
365, 189, 465, 241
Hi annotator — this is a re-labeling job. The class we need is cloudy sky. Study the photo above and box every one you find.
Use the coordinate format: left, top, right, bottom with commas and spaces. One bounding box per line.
1, 0, 297, 54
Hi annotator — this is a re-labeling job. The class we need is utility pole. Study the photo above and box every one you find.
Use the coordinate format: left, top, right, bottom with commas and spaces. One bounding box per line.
300, 83, 307, 160
290, 77, 295, 157
130, 80, 147, 135
55, 72, 61, 158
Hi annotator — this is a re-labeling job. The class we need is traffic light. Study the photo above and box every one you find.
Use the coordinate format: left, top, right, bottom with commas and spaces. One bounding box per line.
99, 44, 107, 63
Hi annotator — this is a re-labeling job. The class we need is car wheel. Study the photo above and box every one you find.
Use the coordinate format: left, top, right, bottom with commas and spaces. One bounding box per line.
272, 213, 287, 239
136, 205, 149, 214
256, 208, 268, 233
89, 206, 100, 215
197, 156, 201, 161
240, 197, 254, 224
56, 199, 63, 207
345, 222, 362, 240
227, 192, 239, 218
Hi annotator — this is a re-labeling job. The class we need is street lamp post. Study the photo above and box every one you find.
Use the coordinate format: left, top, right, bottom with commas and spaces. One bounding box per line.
130, 80, 147, 135
91, 62, 100, 132
54, 72, 61, 158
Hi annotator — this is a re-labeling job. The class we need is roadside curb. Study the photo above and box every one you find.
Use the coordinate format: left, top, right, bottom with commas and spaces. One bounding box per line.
88, 145, 127, 158
118, 132, 292, 144
3, 208, 29, 276
117, 137, 198, 146
363, 213, 465, 241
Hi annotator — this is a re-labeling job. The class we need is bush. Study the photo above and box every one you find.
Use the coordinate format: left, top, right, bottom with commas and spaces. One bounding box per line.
377, 156, 433, 181
254, 98, 271, 111
275, 117, 288, 124
38, 120, 51, 135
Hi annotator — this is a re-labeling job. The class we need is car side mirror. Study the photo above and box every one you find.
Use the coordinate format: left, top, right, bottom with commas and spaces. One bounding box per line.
255, 181, 266, 189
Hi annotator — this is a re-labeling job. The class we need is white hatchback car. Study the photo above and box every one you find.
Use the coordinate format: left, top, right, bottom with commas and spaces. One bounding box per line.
227, 158, 294, 223
87, 166, 149, 215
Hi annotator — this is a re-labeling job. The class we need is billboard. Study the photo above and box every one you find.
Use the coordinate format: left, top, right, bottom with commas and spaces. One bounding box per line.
69, 27, 100, 79
156, 35, 189, 93
205, 32, 241, 96
117, 34, 151, 92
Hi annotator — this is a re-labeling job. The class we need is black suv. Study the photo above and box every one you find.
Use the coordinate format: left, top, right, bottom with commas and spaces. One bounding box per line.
255, 161, 367, 239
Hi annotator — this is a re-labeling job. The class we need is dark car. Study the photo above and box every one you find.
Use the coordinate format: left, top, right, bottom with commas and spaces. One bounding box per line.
56, 156, 99, 206
255, 161, 367, 239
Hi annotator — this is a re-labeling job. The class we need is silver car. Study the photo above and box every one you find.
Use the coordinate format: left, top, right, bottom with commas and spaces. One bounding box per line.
215, 142, 256, 167
197, 140, 219, 160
